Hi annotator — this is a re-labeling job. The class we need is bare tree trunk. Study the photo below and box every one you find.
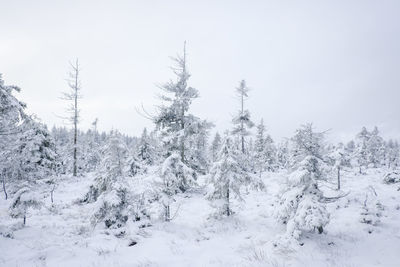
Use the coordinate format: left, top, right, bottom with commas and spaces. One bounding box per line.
226, 185, 230, 216
50, 184, 55, 203
2, 176, 7, 200
62, 59, 81, 177
165, 205, 170, 222
240, 91, 245, 154
73, 65, 78, 177
23, 215, 26, 225
337, 166, 341, 190
180, 42, 186, 163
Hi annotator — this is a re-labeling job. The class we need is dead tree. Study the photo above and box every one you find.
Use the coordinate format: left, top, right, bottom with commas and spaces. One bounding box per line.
62, 59, 82, 177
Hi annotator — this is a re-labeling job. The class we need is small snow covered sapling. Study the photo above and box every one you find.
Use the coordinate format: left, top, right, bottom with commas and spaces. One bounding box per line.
159, 153, 195, 221
9, 187, 41, 225
330, 143, 350, 190
360, 187, 384, 231
91, 182, 129, 229
206, 136, 248, 217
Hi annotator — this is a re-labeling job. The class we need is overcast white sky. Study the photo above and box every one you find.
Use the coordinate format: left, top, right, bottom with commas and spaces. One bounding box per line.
1, 0, 399, 142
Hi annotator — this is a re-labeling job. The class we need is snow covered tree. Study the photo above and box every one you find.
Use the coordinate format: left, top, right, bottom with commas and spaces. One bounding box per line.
137, 128, 156, 165
159, 153, 195, 221
84, 131, 132, 228
154, 43, 197, 160
61, 59, 82, 177
127, 154, 146, 177
153, 43, 210, 188
354, 127, 370, 174
84, 119, 101, 171
264, 135, 277, 171
385, 139, 400, 169
359, 187, 384, 232
276, 139, 290, 169
254, 119, 277, 175
289, 123, 325, 167
185, 119, 213, 173
2, 115, 57, 200
206, 136, 249, 217
231, 80, 254, 154
329, 143, 350, 190
0, 74, 28, 199
254, 120, 267, 175
9, 186, 41, 225
0, 74, 27, 136
275, 124, 329, 240
367, 126, 385, 168
210, 132, 222, 163
11, 118, 58, 181
51, 126, 71, 174
90, 131, 128, 197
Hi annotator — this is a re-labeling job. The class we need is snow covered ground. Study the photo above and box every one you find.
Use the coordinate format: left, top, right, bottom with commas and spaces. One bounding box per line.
1, 169, 400, 267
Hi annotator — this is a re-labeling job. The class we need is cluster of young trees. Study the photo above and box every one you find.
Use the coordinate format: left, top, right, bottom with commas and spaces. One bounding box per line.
2, 45, 400, 245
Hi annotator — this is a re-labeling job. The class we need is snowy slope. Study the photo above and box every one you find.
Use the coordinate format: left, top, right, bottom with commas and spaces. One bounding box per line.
1, 169, 400, 267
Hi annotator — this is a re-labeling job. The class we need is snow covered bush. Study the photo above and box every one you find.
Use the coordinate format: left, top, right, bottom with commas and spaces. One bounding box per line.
9, 186, 41, 225
91, 182, 129, 228
206, 136, 249, 217
383, 171, 400, 184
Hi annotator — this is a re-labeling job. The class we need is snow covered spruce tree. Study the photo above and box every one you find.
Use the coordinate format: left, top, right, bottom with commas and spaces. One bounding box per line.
353, 127, 370, 174
276, 139, 290, 169
137, 128, 156, 166
367, 126, 385, 168
210, 132, 222, 163
154, 43, 210, 191
1, 76, 57, 200
0, 74, 28, 199
83, 131, 134, 229
329, 143, 350, 190
254, 119, 276, 176
186, 119, 213, 174
51, 126, 71, 174
206, 136, 249, 217
9, 186, 41, 226
11, 118, 58, 182
0, 74, 27, 136
61, 59, 82, 177
83, 119, 102, 172
159, 153, 195, 221
385, 139, 400, 169
232, 80, 254, 154
275, 123, 329, 242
